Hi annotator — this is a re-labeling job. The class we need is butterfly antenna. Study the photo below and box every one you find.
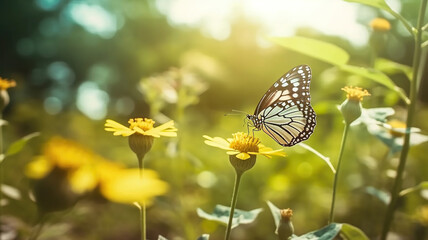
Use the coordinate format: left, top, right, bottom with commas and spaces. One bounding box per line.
224, 109, 249, 117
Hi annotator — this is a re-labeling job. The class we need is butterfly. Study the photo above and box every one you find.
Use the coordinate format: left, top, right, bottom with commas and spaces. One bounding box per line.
246, 65, 316, 146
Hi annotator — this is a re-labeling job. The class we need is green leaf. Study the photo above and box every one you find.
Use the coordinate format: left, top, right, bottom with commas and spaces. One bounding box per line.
266, 201, 281, 229
339, 65, 410, 104
5, 132, 40, 158
340, 224, 370, 240
270, 36, 350, 65
197, 234, 210, 240
365, 186, 390, 205
196, 205, 263, 229
292, 223, 342, 240
375, 58, 412, 80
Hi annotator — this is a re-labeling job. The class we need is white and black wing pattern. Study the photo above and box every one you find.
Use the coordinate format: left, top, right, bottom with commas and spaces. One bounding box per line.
247, 65, 316, 146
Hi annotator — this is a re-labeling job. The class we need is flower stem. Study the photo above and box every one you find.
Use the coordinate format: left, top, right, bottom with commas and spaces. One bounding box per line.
137, 154, 146, 240
224, 171, 243, 240
329, 123, 349, 223
380, 1, 427, 239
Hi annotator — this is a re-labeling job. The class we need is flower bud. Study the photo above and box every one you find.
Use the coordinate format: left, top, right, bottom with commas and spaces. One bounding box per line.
340, 86, 370, 125
229, 155, 256, 175
128, 134, 154, 162
340, 99, 362, 125
276, 208, 294, 240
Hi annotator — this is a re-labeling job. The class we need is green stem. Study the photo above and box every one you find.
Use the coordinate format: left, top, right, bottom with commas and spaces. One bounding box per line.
329, 123, 350, 224
224, 171, 243, 240
380, 1, 427, 239
137, 154, 146, 240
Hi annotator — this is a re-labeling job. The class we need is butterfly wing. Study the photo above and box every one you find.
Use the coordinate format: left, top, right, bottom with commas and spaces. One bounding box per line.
253, 65, 316, 146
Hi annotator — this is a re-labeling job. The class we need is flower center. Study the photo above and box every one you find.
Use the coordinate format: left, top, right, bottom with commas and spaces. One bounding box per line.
387, 119, 406, 137
128, 118, 155, 131
229, 132, 259, 153
341, 86, 370, 102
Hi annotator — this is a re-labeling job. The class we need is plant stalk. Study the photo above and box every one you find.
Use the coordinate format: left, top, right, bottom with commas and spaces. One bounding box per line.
224, 171, 243, 240
380, 1, 427, 239
329, 123, 350, 223
137, 154, 146, 240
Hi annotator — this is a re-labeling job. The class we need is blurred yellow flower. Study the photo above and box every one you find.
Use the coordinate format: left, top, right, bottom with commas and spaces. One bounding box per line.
203, 132, 285, 160
25, 137, 120, 194
370, 18, 391, 32
25, 157, 53, 179
417, 205, 428, 226
105, 118, 177, 137
0, 77, 16, 90
386, 119, 407, 137
99, 168, 168, 204
341, 86, 370, 102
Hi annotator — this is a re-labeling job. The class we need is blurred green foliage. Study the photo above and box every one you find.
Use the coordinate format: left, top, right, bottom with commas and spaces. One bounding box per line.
1, 0, 428, 239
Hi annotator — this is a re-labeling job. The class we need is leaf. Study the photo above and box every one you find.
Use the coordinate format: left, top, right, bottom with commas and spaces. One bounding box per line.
158, 236, 168, 240
270, 36, 350, 65
339, 65, 410, 104
340, 224, 370, 240
266, 201, 281, 229
365, 186, 390, 205
292, 223, 342, 240
196, 205, 263, 229
197, 234, 210, 240
298, 143, 335, 174
5, 132, 40, 158
375, 58, 412, 80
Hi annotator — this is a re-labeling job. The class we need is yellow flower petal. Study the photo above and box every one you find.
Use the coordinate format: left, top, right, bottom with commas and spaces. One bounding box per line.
236, 152, 250, 160
226, 150, 239, 155
68, 165, 98, 194
134, 126, 160, 137
105, 119, 136, 136
204, 140, 233, 151
144, 120, 177, 137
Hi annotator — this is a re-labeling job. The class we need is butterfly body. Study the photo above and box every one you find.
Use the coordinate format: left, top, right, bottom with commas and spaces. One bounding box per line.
246, 65, 316, 146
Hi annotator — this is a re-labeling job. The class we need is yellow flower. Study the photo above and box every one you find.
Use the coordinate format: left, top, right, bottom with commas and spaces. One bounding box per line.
370, 18, 391, 32
0, 77, 16, 90
203, 132, 286, 160
25, 137, 117, 194
99, 168, 168, 205
341, 86, 371, 102
105, 118, 177, 161
104, 118, 177, 137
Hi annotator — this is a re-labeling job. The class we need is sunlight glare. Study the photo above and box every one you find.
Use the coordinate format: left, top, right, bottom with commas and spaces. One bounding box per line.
156, 0, 371, 46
